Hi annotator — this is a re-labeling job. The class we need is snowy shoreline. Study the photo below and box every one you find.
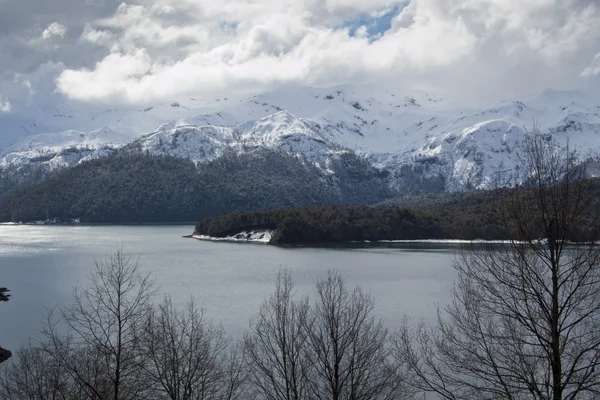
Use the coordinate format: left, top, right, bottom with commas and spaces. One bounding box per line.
373, 239, 514, 244
0, 218, 81, 225
192, 233, 523, 245
192, 234, 593, 246
192, 230, 273, 244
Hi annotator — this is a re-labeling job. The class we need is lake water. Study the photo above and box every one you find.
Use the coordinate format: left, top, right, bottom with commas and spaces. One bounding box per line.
0, 225, 458, 352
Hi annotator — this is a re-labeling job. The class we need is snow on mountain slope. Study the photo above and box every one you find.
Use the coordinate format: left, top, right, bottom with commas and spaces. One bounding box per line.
134, 110, 339, 169
0, 126, 135, 169
0, 92, 244, 147
0, 95, 248, 169
2, 84, 600, 192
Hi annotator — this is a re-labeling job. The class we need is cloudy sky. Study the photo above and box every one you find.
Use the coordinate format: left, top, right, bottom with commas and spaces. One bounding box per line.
1, 0, 600, 117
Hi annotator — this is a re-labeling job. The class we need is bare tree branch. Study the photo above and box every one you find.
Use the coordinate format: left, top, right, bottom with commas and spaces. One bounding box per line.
395, 128, 600, 400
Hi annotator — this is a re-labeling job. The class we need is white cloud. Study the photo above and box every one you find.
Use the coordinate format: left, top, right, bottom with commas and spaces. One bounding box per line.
81, 24, 115, 47
354, 26, 368, 38
57, 50, 153, 102
581, 52, 600, 77
0, 0, 598, 109
0, 95, 12, 113
50, 0, 600, 105
42, 22, 68, 40
11, 74, 33, 96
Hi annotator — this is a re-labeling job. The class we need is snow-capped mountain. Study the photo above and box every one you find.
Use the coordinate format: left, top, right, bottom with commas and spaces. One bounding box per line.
2, 84, 600, 192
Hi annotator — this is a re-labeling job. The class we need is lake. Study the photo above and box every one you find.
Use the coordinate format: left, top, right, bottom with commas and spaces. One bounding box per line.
0, 225, 458, 352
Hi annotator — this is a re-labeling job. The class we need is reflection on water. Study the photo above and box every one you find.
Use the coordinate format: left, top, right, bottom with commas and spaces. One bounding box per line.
0, 225, 459, 351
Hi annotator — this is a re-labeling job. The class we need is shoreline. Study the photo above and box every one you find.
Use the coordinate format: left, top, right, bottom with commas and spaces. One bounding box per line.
0, 221, 197, 226
189, 233, 527, 246
189, 234, 598, 246
191, 231, 272, 244
3, 224, 594, 247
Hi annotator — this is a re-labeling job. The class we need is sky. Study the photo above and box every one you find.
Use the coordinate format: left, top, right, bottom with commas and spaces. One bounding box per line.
1, 0, 600, 119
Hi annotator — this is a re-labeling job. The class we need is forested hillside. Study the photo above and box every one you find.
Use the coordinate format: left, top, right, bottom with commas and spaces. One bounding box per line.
0, 163, 50, 198
0, 149, 393, 223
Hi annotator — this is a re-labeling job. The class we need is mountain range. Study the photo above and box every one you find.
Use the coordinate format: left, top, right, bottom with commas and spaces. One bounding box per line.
2, 83, 600, 195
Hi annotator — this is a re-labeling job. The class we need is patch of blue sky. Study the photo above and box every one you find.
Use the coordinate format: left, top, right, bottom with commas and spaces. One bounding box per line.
340, 3, 407, 42
219, 21, 239, 34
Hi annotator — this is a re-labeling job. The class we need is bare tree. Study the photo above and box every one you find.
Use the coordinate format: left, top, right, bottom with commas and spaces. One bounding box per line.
0, 341, 72, 400
244, 269, 312, 400
396, 130, 600, 400
306, 270, 397, 400
142, 295, 234, 400
218, 342, 251, 400
44, 249, 155, 400
0, 339, 103, 400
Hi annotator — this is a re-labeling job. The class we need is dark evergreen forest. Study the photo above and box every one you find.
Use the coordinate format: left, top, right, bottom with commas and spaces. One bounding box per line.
194, 181, 600, 244
0, 149, 394, 223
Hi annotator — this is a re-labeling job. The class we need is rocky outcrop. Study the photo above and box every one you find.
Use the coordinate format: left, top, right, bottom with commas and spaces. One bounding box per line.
0, 287, 10, 363
0, 347, 11, 363
0, 287, 9, 301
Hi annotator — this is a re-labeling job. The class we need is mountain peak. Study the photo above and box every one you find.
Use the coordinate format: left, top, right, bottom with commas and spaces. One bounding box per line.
2, 85, 600, 193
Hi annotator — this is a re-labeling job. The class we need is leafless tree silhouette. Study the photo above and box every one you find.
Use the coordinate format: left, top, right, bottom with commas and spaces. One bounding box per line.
0, 341, 75, 399
44, 249, 156, 400
307, 270, 398, 400
244, 269, 312, 400
142, 295, 245, 400
396, 129, 600, 400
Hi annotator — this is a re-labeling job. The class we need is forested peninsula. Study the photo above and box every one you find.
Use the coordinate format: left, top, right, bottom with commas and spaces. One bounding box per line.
193, 181, 600, 245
